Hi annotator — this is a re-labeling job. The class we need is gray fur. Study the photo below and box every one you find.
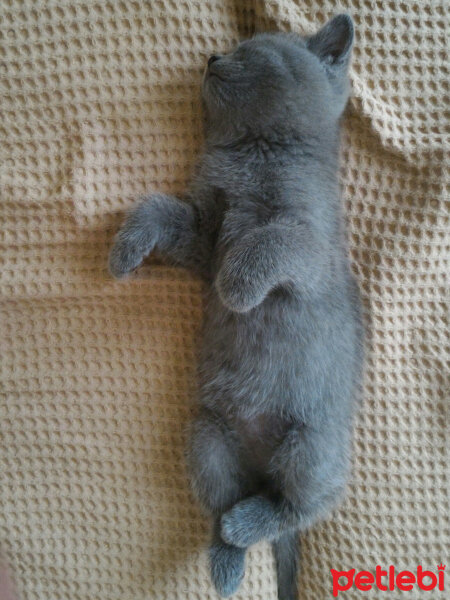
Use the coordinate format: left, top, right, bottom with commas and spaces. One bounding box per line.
273, 531, 301, 600
210, 518, 246, 597
109, 14, 363, 599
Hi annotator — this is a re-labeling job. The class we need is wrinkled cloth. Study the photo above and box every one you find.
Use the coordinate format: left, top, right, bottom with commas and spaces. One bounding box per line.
0, 1, 448, 599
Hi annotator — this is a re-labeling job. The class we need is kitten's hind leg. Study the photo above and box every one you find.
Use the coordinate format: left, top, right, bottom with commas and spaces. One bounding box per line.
221, 425, 350, 547
209, 518, 246, 597
187, 407, 246, 514
220, 494, 283, 547
187, 408, 248, 597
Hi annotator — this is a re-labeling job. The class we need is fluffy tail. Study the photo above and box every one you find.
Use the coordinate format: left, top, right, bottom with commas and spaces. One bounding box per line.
272, 531, 300, 600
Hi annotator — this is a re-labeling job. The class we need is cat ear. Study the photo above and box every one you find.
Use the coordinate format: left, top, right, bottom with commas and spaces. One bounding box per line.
307, 14, 354, 70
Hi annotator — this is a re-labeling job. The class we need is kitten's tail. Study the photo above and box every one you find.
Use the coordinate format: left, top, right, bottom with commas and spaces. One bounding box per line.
272, 530, 300, 600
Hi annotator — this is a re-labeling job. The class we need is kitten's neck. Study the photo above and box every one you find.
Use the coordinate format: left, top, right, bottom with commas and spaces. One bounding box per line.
206, 121, 341, 168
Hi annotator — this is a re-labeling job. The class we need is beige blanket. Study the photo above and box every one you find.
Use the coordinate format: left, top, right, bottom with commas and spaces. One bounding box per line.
1, 1, 448, 599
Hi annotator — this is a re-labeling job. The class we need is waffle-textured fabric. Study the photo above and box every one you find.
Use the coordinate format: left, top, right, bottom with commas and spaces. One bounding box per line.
0, 2, 448, 599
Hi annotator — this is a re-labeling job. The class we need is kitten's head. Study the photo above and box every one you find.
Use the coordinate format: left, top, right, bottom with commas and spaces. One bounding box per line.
202, 14, 354, 141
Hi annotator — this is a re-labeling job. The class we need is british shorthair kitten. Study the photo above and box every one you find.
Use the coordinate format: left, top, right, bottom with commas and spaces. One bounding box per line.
109, 14, 363, 599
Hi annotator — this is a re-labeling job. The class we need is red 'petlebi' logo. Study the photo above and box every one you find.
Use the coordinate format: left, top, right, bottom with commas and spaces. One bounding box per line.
331, 564, 445, 597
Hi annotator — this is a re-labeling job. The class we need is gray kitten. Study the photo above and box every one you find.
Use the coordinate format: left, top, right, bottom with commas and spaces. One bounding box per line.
109, 14, 363, 600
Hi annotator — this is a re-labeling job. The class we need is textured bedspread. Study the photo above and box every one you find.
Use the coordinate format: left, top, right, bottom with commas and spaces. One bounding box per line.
1, 1, 448, 599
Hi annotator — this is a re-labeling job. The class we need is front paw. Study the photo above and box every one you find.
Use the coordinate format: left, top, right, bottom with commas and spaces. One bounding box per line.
215, 269, 264, 313
108, 236, 147, 279
108, 204, 159, 279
